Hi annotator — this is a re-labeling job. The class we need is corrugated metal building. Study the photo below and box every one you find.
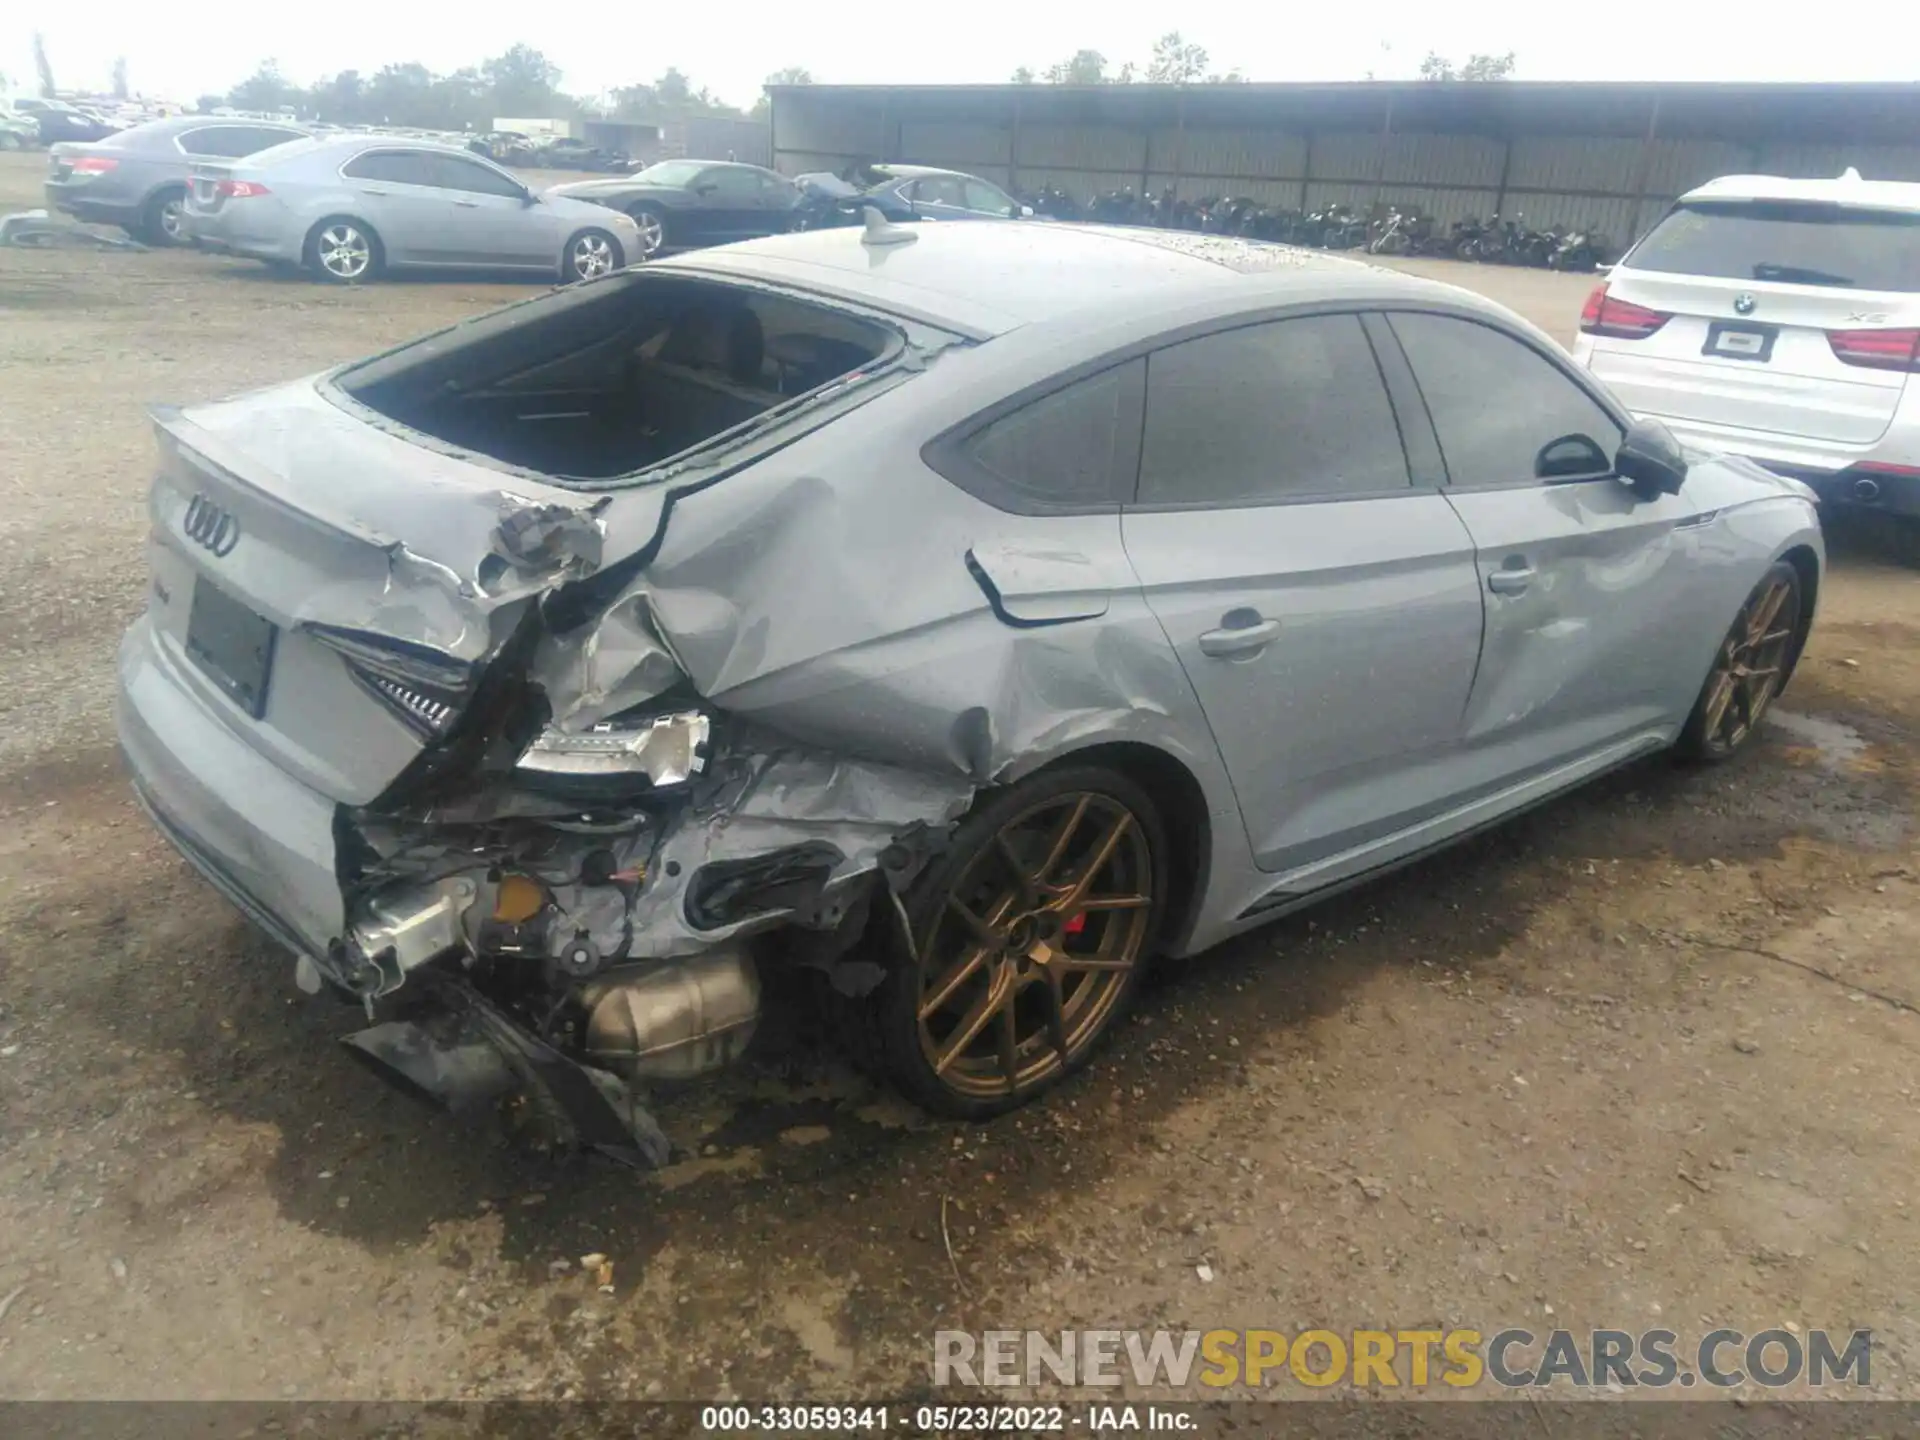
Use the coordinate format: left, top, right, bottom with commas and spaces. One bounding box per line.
769, 81, 1920, 243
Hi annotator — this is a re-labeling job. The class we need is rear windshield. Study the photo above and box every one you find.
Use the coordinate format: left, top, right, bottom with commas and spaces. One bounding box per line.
1628, 201, 1920, 292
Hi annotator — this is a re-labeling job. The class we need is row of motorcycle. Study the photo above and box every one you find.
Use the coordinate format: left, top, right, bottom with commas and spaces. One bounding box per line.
1019, 187, 1615, 273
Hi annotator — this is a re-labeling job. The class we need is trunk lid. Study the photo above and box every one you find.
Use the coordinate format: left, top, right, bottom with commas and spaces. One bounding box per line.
1591, 199, 1919, 445
146, 380, 615, 804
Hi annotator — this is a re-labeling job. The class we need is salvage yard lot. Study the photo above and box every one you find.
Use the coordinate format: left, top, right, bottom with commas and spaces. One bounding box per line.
1, 147, 1917, 1400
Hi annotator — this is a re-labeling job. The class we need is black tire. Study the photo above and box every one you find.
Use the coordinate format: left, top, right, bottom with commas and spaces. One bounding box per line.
303, 216, 383, 283
561, 227, 623, 283
139, 186, 189, 247
1678, 560, 1804, 762
849, 764, 1169, 1121
628, 204, 667, 259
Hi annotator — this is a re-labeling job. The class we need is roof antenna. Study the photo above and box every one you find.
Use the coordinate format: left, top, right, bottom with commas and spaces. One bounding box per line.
861, 205, 917, 247
1840, 166, 1863, 181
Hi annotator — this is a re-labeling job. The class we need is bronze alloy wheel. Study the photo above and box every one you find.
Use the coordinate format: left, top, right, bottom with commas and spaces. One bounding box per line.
869, 767, 1166, 1119
1682, 561, 1804, 761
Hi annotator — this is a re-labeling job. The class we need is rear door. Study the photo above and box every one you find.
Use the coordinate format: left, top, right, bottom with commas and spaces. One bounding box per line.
1389, 310, 1713, 785
1119, 312, 1487, 881
689, 166, 763, 242
1591, 200, 1920, 444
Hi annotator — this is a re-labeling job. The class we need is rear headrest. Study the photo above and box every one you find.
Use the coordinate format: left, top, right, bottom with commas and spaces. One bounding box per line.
659, 305, 765, 384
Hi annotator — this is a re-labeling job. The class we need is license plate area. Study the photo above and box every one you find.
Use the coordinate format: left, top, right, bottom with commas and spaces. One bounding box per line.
1704, 321, 1778, 363
185, 580, 276, 718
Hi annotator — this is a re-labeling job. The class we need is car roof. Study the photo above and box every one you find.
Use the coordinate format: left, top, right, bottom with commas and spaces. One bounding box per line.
873, 164, 976, 181
259, 132, 488, 161
1681, 169, 1920, 215
655, 220, 1473, 336
108, 114, 307, 144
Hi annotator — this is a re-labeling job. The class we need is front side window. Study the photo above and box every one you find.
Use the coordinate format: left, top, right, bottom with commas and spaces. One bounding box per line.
1138, 315, 1411, 505
698, 167, 762, 199
914, 177, 967, 208
1389, 313, 1624, 486
964, 179, 1015, 216
343, 150, 441, 187
962, 360, 1144, 507
429, 155, 525, 198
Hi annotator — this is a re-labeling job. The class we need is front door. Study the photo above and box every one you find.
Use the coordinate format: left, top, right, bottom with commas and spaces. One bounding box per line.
426, 153, 551, 269
1384, 310, 1712, 788
1119, 313, 1487, 881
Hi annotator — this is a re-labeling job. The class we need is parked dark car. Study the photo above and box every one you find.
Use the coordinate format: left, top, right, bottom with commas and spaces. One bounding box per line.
791, 170, 919, 230
534, 137, 633, 173
547, 159, 799, 258
46, 115, 308, 244
20, 98, 119, 146
468, 131, 536, 166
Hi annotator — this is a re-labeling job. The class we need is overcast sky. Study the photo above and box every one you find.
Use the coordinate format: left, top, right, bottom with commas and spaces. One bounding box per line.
6, 1, 1916, 110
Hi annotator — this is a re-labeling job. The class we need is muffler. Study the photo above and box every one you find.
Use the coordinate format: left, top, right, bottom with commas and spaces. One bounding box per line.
1854, 476, 1882, 503
581, 946, 761, 1080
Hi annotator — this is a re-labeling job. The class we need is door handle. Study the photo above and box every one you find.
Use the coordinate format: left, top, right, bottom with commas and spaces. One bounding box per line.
1198, 615, 1281, 657
454, 199, 479, 208
1487, 566, 1536, 596
361, 188, 389, 196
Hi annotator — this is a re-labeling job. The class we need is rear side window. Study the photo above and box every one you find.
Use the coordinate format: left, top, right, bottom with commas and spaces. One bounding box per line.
1629, 201, 1920, 292
1138, 315, 1410, 505
1390, 313, 1623, 486
960, 360, 1145, 508
178, 126, 291, 158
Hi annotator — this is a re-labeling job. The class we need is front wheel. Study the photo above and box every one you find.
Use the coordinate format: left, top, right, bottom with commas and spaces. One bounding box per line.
562, 228, 622, 283
1678, 561, 1804, 762
858, 765, 1167, 1120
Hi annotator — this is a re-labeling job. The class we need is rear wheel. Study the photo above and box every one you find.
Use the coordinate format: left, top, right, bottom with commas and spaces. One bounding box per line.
305, 217, 382, 283
857, 765, 1167, 1120
1679, 561, 1804, 761
139, 186, 188, 247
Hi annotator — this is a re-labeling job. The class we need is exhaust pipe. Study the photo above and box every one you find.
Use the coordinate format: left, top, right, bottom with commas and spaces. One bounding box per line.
1854, 476, 1882, 503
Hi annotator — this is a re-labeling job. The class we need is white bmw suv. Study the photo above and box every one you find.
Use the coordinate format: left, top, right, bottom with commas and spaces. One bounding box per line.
1572, 169, 1919, 553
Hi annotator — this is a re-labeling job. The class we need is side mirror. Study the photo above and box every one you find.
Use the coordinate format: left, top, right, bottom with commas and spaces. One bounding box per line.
1535, 433, 1611, 480
1615, 418, 1688, 498
695, 183, 718, 196
520, 188, 539, 206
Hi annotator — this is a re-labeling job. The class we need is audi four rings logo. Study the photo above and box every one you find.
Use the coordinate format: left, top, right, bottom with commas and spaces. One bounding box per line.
183, 494, 240, 557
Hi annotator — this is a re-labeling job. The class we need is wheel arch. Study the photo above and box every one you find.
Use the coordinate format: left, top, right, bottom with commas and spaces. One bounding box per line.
1776, 541, 1821, 683
1015, 739, 1214, 960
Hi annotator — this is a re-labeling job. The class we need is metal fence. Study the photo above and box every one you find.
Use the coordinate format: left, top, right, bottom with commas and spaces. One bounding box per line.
770, 81, 1920, 244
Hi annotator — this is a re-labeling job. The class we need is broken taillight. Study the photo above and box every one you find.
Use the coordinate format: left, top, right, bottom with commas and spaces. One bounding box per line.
215, 179, 271, 199
1578, 284, 1671, 340
307, 626, 471, 739
1827, 328, 1920, 373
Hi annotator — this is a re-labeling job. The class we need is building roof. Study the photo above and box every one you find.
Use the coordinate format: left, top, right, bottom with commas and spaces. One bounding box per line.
655, 219, 1442, 334
769, 80, 1920, 144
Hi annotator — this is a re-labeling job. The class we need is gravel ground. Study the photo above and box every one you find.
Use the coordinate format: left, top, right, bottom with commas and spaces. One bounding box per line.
1, 150, 1917, 1403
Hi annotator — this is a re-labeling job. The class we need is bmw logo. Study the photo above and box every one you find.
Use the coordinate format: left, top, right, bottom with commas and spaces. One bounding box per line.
1733, 293, 1757, 316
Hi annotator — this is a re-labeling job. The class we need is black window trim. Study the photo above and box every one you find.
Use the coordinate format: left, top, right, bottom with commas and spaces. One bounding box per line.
923, 298, 1463, 517
1378, 306, 1632, 493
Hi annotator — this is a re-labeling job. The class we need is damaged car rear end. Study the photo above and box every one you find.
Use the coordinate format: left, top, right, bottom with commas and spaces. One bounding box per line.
118, 255, 990, 1166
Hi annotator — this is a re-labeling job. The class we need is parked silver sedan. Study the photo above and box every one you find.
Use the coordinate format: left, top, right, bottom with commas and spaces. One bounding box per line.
180, 132, 644, 283
117, 221, 1821, 1167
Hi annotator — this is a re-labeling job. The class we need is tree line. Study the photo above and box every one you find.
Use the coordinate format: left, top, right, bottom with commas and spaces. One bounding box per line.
1013, 33, 1515, 86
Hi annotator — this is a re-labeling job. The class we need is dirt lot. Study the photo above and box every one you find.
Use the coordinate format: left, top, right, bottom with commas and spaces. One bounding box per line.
1, 148, 1917, 1403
